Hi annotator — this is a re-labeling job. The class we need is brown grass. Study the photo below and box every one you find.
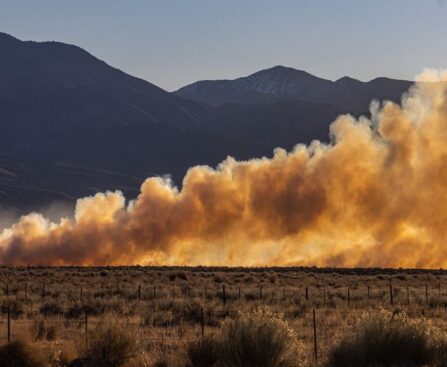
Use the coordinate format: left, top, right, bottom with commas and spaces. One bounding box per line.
1, 266, 447, 366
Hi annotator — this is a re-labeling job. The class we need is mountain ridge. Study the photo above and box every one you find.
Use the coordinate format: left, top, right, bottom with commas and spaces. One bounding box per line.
0, 32, 413, 209
174, 65, 412, 112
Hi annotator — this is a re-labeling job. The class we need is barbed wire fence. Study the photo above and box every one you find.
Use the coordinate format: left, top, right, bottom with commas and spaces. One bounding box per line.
1, 281, 447, 365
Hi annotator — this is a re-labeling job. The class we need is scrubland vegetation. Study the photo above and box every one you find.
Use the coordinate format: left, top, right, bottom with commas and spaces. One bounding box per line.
2, 266, 447, 366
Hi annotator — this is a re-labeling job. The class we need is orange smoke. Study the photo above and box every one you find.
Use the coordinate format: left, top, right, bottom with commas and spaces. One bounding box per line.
2, 70, 447, 267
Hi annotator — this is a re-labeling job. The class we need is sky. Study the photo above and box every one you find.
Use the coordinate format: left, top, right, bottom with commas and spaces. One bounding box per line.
1, 0, 447, 91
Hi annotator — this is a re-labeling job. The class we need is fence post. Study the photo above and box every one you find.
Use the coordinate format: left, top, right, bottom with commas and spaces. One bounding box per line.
347, 286, 350, 309
259, 286, 263, 300
305, 287, 309, 301
42, 283, 45, 298
201, 308, 205, 337
222, 285, 226, 307
389, 284, 394, 306
425, 284, 428, 304
238, 287, 241, 300
312, 308, 318, 366
84, 308, 88, 350
7, 304, 11, 343
138, 284, 141, 300
367, 285, 370, 301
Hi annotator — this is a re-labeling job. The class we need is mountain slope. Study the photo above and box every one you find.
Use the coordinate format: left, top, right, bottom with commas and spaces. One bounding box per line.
209, 99, 348, 149
0, 32, 268, 208
0, 33, 413, 210
0, 32, 213, 128
174, 65, 412, 112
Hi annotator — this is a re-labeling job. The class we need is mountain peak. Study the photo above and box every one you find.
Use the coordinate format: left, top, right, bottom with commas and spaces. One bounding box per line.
252, 65, 325, 81
174, 66, 412, 110
336, 76, 361, 84
175, 65, 332, 105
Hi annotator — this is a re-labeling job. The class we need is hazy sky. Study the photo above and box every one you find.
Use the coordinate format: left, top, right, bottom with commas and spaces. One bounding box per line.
1, 0, 447, 91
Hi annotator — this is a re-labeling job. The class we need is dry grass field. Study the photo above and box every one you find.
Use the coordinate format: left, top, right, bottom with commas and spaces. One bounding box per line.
2, 266, 447, 366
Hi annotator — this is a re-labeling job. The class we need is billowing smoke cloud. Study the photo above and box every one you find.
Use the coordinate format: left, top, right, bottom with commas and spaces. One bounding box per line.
2, 70, 447, 267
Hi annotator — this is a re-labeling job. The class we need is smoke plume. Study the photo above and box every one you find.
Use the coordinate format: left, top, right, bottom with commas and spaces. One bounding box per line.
2, 70, 447, 267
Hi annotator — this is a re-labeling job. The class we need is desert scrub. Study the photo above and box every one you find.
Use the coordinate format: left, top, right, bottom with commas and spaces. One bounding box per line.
0, 337, 48, 367
187, 309, 304, 367
328, 308, 447, 367
187, 335, 219, 367
79, 323, 138, 367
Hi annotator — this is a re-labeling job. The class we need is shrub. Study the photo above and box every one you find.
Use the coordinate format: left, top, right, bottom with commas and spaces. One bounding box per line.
31, 319, 58, 341
153, 359, 169, 367
189, 309, 303, 367
187, 336, 219, 367
64, 303, 104, 319
1, 299, 24, 319
40, 302, 63, 317
49, 343, 77, 367
81, 323, 137, 367
0, 337, 48, 367
328, 308, 447, 367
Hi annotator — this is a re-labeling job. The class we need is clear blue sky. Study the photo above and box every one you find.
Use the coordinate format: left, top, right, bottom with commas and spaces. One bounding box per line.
1, 0, 446, 91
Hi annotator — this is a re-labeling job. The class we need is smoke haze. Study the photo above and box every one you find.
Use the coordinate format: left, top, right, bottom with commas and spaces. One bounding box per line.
1, 70, 447, 267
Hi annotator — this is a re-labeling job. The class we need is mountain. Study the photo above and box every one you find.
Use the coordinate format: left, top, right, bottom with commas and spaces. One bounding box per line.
0, 32, 268, 209
0, 33, 413, 210
174, 65, 412, 113
208, 99, 347, 150
0, 33, 212, 128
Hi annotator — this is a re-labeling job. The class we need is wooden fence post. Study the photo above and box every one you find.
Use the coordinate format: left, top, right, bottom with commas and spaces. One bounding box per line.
42, 283, 45, 298
347, 286, 350, 309
389, 284, 394, 306
222, 285, 226, 307
305, 287, 309, 301
7, 304, 11, 343
138, 284, 141, 300
312, 308, 318, 366
201, 308, 205, 337
84, 308, 88, 350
